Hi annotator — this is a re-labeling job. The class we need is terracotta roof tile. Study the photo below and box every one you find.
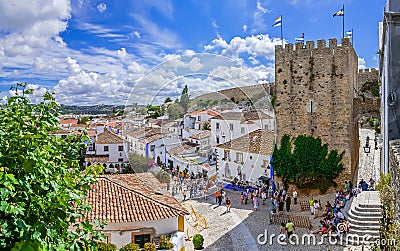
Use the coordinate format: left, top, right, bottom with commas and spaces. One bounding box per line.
96, 128, 128, 144
84, 174, 188, 223
216, 129, 274, 156
189, 131, 211, 140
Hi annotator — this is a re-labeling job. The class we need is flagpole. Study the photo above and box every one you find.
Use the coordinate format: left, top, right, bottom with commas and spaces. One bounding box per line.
342, 4, 345, 39
281, 15, 283, 46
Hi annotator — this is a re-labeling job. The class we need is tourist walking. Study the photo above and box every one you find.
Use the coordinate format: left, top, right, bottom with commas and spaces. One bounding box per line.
280, 222, 287, 240
309, 197, 315, 215
293, 189, 298, 204
253, 196, 259, 211
226, 197, 231, 213
286, 220, 295, 238
286, 195, 291, 212
278, 198, 285, 215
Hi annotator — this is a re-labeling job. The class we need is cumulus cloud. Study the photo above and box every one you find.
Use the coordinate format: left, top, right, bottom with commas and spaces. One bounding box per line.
0, 0, 70, 57
204, 34, 281, 60
97, 3, 107, 13
358, 57, 367, 70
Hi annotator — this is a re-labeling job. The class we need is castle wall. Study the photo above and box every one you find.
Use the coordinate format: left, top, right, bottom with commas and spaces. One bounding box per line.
357, 68, 379, 97
274, 38, 358, 178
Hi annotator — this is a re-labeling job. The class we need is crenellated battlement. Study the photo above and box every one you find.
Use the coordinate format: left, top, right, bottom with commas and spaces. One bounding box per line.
358, 68, 379, 74
275, 38, 353, 54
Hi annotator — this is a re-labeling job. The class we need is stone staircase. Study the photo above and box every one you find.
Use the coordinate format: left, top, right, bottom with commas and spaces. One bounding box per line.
345, 191, 382, 246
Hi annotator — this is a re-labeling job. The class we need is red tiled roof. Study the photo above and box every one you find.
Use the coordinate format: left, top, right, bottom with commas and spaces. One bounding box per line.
84, 174, 188, 223
60, 118, 78, 125
216, 129, 274, 156
96, 128, 128, 144
188, 109, 220, 117
189, 131, 211, 140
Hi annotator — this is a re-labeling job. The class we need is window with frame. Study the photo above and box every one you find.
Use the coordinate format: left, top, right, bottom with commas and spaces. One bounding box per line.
241, 127, 245, 134
236, 152, 243, 163
216, 123, 220, 129
229, 123, 234, 131
198, 116, 201, 121
216, 137, 220, 144
104, 146, 109, 152
118, 145, 123, 151
224, 150, 230, 160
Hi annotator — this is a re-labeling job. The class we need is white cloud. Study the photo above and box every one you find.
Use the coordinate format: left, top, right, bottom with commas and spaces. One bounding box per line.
252, 1, 271, 33
358, 57, 367, 70
204, 34, 281, 60
243, 24, 248, 32
133, 31, 141, 39
97, 3, 107, 13
117, 48, 127, 59
212, 20, 219, 29
0, 0, 70, 57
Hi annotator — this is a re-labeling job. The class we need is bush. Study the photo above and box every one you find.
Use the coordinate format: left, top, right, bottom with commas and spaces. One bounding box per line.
192, 234, 204, 250
97, 241, 117, 251
143, 242, 156, 251
120, 243, 140, 251
158, 235, 174, 249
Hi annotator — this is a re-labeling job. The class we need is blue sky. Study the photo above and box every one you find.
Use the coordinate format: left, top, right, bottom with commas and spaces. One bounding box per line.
0, 0, 385, 105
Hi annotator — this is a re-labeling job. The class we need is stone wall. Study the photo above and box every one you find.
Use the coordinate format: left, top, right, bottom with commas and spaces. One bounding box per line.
389, 139, 400, 220
357, 68, 379, 95
274, 38, 359, 179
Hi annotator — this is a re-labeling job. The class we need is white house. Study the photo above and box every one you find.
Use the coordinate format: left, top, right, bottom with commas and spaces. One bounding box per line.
91, 128, 130, 171
188, 131, 212, 152
216, 129, 274, 184
210, 110, 274, 148
84, 173, 188, 250
183, 109, 219, 130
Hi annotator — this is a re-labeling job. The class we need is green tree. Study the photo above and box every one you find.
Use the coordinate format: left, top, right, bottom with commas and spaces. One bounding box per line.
164, 97, 172, 103
166, 103, 185, 120
0, 84, 103, 250
79, 116, 89, 124
202, 122, 211, 130
272, 134, 344, 193
179, 84, 190, 113
128, 152, 153, 173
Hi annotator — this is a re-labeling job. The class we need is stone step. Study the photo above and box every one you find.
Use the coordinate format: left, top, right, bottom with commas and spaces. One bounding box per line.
347, 216, 381, 226
358, 203, 381, 209
346, 210, 382, 222
350, 207, 382, 217
348, 222, 381, 231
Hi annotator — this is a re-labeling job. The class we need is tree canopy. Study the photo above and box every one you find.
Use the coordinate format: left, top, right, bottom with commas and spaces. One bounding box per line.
179, 85, 190, 113
0, 84, 103, 250
272, 134, 344, 193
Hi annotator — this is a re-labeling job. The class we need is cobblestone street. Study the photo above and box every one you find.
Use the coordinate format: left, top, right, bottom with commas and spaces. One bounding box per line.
175, 128, 380, 251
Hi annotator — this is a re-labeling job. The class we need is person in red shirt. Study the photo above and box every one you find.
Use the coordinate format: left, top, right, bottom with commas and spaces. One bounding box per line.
226, 197, 231, 213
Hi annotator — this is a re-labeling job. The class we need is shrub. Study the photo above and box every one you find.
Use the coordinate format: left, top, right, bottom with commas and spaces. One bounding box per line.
120, 243, 140, 251
192, 234, 204, 250
143, 242, 156, 251
97, 241, 117, 251
158, 235, 174, 249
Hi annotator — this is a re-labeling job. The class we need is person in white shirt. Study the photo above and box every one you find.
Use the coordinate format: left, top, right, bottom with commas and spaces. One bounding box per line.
293, 189, 298, 204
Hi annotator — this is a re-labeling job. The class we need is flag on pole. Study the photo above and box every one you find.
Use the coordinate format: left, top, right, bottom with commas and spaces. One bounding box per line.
333, 8, 344, 17
345, 30, 352, 38
273, 15, 282, 27
295, 33, 304, 42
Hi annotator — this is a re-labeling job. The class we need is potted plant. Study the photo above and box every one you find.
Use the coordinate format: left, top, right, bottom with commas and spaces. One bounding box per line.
192, 234, 204, 250
143, 242, 156, 251
158, 235, 174, 250
120, 243, 140, 251
97, 242, 117, 251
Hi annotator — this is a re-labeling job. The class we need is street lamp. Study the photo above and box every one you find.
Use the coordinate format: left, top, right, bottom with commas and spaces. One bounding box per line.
364, 136, 371, 153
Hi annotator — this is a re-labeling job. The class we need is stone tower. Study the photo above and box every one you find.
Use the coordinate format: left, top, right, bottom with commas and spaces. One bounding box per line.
274, 38, 359, 178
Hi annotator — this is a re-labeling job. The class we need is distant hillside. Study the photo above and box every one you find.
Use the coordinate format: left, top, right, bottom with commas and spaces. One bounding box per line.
190, 82, 273, 110
60, 104, 125, 115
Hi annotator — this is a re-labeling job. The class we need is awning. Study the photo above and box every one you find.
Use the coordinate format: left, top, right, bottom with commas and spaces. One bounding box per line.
258, 175, 270, 182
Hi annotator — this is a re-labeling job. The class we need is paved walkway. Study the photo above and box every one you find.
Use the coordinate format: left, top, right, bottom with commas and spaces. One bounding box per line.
356, 129, 381, 185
